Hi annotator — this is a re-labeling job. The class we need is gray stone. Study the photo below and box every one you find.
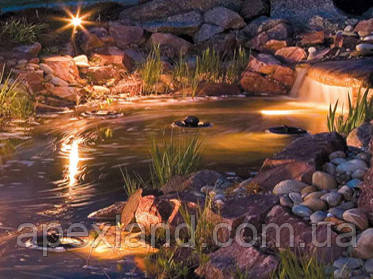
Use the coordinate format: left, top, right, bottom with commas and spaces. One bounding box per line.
239, 16, 269, 39
280, 195, 293, 207
194, 24, 225, 43
310, 210, 327, 224
329, 207, 345, 219
334, 268, 352, 279
292, 205, 313, 218
338, 185, 354, 200
273, 180, 309, 195
334, 257, 364, 270
363, 258, 373, 274
356, 152, 370, 162
321, 192, 343, 207
336, 160, 368, 174
356, 44, 373, 56
352, 169, 366, 179
312, 171, 337, 190
289, 192, 302, 204
323, 162, 336, 176
332, 158, 347, 165
347, 179, 363, 189
241, 0, 269, 20
270, 0, 345, 25
329, 151, 346, 160
204, 7, 245, 30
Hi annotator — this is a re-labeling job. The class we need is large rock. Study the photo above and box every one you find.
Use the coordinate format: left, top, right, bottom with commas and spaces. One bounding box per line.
119, 0, 243, 22
270, 0, 345, 25
204, 7, 245, 30
161, 170, 222, 194
120, 189, 143, 227
347, 122, 373, 149
240, 71, 288, 95
42, 56, 80, 83
251, 133, 346, 192
264, 205, 344, 263
275, 46, 307, 64
195, 242, 278, 279
241, 0, 269, 20
19, 70, 44, 94
109, 22, 145, 49
142, 11, 202, 35
194, 24, 225, 43
354, 19, 373, 37
149, 33, 192, 55
90, 47, 133, 71
352, 228, 373, 259
86, 66, 122, 85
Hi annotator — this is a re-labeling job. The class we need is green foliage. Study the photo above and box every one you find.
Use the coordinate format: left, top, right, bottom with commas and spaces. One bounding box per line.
140, 44, 163, 95
150, 135, 202, 188
145, 247, 193, 279
1, 18, 47, 44
225, 47, 250, 84
327, 88, 373, 135
272, 250, 331, 279
120, 168, 146, 196
0, 68, 34, 124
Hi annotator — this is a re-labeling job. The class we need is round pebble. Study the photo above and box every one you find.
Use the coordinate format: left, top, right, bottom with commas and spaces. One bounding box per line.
329, 151, 346, 160
321, 192, 343, 207
289, 192, 302, 205
338, 185, 354, 200
310, 210, 327, 224
292, 205, 312, 218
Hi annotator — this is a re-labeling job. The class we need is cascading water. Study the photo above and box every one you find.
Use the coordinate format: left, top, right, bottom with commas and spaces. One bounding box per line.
290, 58, 373, 110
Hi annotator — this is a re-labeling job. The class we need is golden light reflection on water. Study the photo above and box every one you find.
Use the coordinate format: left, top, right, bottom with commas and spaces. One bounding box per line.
61, 137, 82, 186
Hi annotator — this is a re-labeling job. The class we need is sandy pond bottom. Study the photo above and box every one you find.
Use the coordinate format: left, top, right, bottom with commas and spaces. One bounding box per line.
0, 96, 327, 278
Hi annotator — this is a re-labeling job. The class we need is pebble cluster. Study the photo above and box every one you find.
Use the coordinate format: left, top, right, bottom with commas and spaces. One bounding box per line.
274, 149, 372, 279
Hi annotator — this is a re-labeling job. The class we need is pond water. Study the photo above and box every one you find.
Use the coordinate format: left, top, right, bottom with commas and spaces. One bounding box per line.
0, 96, 327, 278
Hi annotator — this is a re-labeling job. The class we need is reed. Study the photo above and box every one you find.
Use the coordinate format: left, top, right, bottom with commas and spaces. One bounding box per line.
1, 18, 47, 44
327, 88, 373, 135
150, 134, 202, 188
120, 168, 146, 196
140, 44, 163, 95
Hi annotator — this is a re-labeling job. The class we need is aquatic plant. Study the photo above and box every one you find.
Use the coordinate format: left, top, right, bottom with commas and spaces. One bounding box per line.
1, 18, 47, 44
327, 88, 373, 135
272, 250, 331, 279
225, 47, 250, 84
120, 168, 146, 196
150, 135, 202, 187
0, 68, 34, 124
140, 44, 163, 95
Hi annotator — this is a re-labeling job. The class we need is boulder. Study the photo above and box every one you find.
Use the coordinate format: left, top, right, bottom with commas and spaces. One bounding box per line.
275, 47, 307, 64
194, 24, 225, 43
120, 189, 143, 227
86, 66, 122, 85
270, 0, 345, 25
88, 201, 126, 220
161, 170, 222, 194
78, 33, 105, 54
196, 82, 242, 96
300, 31, 325, 46
204, 7, 245, 30
109, 22, 145, 49
42, 56, 80, 83
195, 242, 278, 279
18, 70, 44, 93
142, 11, 202, 35
240, 71, 288, 95
251, 132, 346, 192
240, 0, 269, 20
149, 33, 192, 55
354, 19, 373, 37
90, 47, 133, 71
346, 122, 373, 149
119, 0, 243, 22
44, 84, 79, 103
263, 39, 287, 52
264, 205, 344, 263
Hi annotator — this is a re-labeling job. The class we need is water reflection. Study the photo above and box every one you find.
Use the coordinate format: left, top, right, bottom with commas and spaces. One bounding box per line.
61, 137, 82, 186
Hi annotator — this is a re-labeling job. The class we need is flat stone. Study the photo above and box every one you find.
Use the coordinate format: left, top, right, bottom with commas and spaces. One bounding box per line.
273, 180, 309, 195
88, 201, 126, 220
109, 22, 144, 49
150, 33, 192, 55
275, 47, 307, 64
204, 7, 245, 30
42, 56, 80, 83
300, 31, 325, 46
240, 71, 288, 95
194, 24, 225, 43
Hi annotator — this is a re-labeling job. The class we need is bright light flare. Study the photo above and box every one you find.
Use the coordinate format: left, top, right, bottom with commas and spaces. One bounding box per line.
54, 7, 95, 38
71, 16, 82, 27
68, 139, 80, 186
261, 110, 297, 116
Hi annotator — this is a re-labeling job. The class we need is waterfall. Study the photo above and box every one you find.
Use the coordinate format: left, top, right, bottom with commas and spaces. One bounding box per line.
290, 59, 373, 110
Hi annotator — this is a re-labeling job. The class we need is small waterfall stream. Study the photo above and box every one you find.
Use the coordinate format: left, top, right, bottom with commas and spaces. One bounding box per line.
290, 59, 373, 110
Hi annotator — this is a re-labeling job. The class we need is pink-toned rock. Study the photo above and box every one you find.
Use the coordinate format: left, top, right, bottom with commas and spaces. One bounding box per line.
111, 76, 142, 96
263, 39, 287, 52
43, 56, 80, 83
121, 189, 143, 227
109, 22, 145, 49
271, 65, 295, 88
91, 47, 134, 71
240, 71, 288, 95
252, 132, 346, 191
264, 205, 344, 263
354, 19, 373, 37
149, 33, 192, 55
250, 21, 292, 50
19, 70, 44, 93
195, 242, 278, 279
44, 84, 79, 102
247, 54, 282, 75
86, 66, 122, 85
343, 208, 369, 231
79, 33, 105, 53
275, 47, 307, 63
300, 31, 325, 46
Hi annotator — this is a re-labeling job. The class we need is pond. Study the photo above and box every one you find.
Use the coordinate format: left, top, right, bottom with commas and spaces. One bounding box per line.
0, 96, 327, 278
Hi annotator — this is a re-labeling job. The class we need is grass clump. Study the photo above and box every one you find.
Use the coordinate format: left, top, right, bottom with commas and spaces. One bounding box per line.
120, 168, 146, 196
0, 68, 34, 124
150, 135, 202, 187
1, 18, 47, 44
272, 250, 331, 279
140, 44, 163, 95
327, 88, 373, 135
